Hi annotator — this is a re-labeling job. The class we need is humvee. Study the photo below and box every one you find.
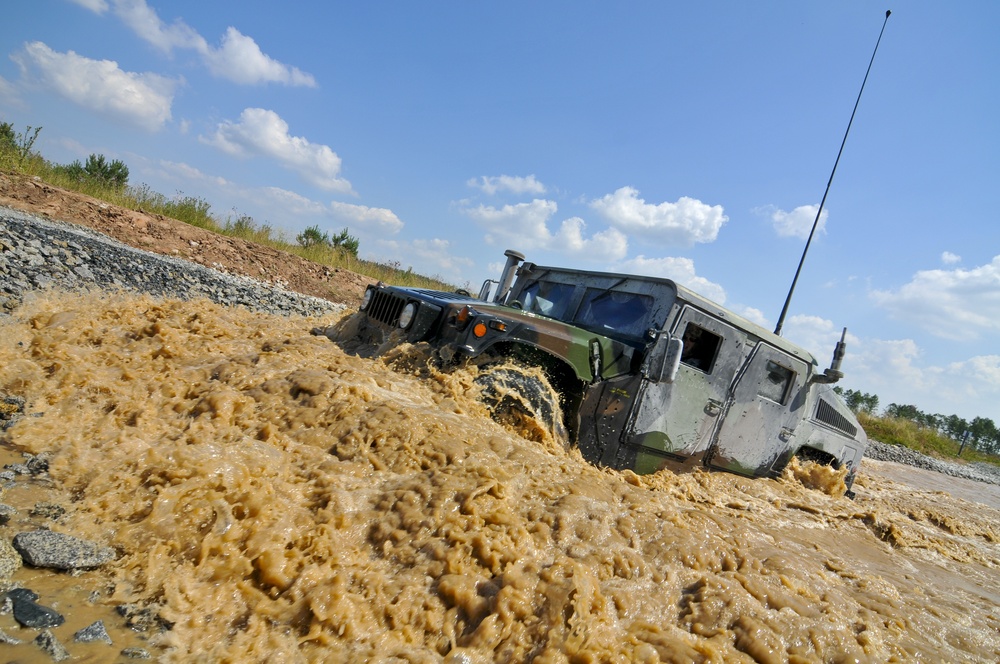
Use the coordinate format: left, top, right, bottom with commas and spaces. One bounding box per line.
340, 249, 867, 496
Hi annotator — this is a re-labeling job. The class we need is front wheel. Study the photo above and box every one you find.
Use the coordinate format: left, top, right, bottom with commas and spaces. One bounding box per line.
474, 366, 568, 447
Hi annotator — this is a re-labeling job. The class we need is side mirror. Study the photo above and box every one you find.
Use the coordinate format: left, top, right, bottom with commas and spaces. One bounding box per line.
645, 334, 683, 383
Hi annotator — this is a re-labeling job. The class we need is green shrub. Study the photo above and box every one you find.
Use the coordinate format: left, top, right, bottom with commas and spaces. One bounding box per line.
2, 116, 458, 297
0, 122, 42, 169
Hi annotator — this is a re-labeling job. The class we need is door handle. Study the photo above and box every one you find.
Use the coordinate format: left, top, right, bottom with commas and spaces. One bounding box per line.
704, 399, 722, 416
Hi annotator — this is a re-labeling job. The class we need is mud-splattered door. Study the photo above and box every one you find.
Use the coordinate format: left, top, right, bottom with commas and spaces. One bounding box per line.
707, 344, 808, 476
622, 306, 746, 473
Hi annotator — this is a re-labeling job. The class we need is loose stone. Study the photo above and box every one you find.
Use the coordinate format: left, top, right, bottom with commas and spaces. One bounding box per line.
8, 588, 66, 628
0, 537, 22, 576
12, 530, 116, 570
34, 629, 71, 662
75, 619, 114, 644
0, 626, 24, 644
122, 646, 153, 659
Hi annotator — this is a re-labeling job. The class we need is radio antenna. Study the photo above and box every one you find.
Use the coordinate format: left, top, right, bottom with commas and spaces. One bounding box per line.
774, 9, 891, 336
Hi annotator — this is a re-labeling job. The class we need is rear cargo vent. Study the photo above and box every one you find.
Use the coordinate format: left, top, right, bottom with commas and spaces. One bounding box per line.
815, 398, 858, 437
365, 290, 406, 327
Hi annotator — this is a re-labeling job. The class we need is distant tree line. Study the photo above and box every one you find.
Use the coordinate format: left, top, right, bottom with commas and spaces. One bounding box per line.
834, 387, 1000, 455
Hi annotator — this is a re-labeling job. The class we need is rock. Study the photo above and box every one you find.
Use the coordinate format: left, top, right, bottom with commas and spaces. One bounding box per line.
0, 394, 25, 431
8, 588, 65, 628
117, 602, 171, 633
75, 619, 113, 644
35, 629, 71, 662
12, 530, 116, 570
0, 537, 22, 577
26, 455, 50, 474
122, 646, 153, 659
0, 626, 24, 644
7, 587, 38, 601
0, 503, 17, 525
1, 207, 346, 319
30, 502, 66, 520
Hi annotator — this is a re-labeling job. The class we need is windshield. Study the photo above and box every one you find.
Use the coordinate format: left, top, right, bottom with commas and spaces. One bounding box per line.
574, 288, 653, 340
520, 281, 576, 319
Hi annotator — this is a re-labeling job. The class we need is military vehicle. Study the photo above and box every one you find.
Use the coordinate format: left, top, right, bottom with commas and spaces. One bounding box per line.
338, 248, 868, 496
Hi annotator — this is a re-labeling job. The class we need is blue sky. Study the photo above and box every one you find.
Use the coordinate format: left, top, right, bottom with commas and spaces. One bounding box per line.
3, 1, 999, 426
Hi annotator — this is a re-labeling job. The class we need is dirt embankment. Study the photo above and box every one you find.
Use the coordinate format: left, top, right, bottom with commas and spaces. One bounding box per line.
0, 172, 375, 306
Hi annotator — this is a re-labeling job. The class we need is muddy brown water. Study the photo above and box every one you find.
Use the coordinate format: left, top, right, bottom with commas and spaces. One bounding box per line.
1, 291, 998, 663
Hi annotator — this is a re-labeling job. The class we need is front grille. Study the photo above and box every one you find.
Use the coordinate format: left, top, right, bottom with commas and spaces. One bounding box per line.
815, 398, 858, 437
365, 289, 407, 327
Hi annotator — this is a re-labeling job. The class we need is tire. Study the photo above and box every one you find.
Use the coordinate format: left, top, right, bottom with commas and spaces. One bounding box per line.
474, 366, 568, 446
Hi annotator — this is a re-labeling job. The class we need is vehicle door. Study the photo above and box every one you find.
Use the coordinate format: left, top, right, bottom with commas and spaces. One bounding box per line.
622, 306, 746, 473
706, 343, 809, 477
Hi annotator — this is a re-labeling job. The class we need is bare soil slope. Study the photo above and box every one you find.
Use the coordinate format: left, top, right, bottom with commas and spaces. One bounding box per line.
0, 171, 374, 306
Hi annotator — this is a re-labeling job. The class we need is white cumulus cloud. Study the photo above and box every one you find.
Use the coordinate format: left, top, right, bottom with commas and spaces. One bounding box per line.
467, 174, 547, 196
781, 314, 853, 362
371, 238, 475, 284
73, 0, 314, 87
259, 187, 328, 217
66, 0, 110, 13
201, 108, 353, 193
157, 160, 230, 188
109, 0, 206, 53
329, 201, 403, 234
464, 200, 559, 250
464, 200, 626, 260
849, 338, 927, 393
590, 187, 727, 246
203, 27, 316, 87
870, 255, 1000, 341
12, 42, 177, 131
554, 217, 628, 260
941, 251, 962, 265
614, 255, 726, 304
945, 355, 1000, 393
756, 204, 828, 240
738, 307, 770, 329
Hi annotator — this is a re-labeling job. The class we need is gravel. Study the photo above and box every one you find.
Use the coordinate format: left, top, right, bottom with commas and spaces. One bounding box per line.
0, 206, 345, 318
3, 204, 999, 488
864, 439, 1000, 486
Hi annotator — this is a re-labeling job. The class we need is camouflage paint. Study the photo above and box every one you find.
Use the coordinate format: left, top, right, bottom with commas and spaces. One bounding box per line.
354, 254, 868, 493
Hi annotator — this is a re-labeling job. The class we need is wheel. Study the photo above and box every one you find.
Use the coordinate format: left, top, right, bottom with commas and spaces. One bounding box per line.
789, 447, 848, 497
474, 365, 568, 446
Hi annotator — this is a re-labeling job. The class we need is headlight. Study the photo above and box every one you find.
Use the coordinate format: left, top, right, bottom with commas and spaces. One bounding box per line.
360, 288, 374, 311
398, 302, 417, 329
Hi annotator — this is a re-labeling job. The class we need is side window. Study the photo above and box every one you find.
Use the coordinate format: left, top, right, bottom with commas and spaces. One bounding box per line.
758, 360, 794, 404
680, 323, 722, 373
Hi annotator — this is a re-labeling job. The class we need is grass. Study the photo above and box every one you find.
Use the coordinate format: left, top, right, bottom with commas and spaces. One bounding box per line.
5, 135, 998, 468
1, 157, 458, 294
859, 411, 999, 468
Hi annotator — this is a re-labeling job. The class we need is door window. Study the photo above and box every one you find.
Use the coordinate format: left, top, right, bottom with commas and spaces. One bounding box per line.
758, 360, 794, 404
680, 323, 722, 373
